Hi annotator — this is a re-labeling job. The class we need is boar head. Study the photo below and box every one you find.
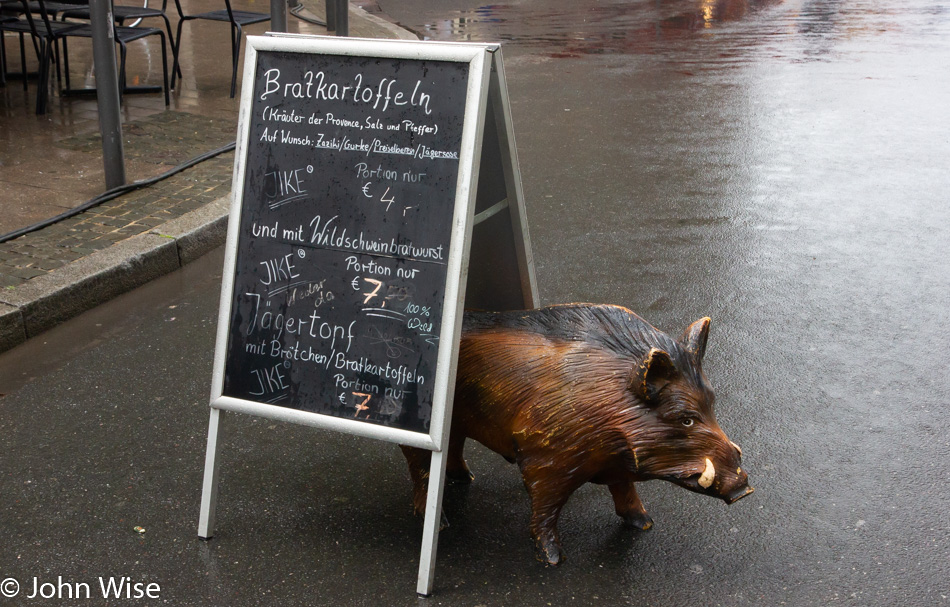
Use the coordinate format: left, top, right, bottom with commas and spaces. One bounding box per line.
627, 317, 753, 505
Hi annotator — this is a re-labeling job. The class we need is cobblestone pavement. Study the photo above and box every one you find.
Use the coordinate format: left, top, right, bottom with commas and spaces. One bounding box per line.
55, 110, 238, 164
0, 153, 233, 287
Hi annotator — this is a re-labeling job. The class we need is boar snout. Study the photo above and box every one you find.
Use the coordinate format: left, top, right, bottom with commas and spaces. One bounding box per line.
719, 465, 754, 505
680, 448, 753, 505
715, 439, 753, 504
724, 484, 755, 504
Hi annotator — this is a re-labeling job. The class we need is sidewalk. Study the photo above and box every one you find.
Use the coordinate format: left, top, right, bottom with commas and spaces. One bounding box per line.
0, 1, 415, 353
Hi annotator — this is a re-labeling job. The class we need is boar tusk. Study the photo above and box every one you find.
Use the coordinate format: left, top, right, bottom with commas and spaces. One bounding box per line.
699, 458, 716, 489
730, 441, 743, 457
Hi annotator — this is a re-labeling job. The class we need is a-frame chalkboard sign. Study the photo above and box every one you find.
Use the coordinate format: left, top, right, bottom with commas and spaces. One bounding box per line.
199, 34, 537, 596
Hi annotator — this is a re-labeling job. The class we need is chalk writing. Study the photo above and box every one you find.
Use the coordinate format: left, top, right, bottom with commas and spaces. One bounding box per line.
259, 69, 434, 116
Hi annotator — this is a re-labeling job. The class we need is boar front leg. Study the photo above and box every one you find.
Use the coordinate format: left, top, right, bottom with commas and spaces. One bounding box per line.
608, 480, 653, 531
520, 462, 577, 566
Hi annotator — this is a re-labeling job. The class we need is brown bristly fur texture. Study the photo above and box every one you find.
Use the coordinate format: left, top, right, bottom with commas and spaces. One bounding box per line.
401, 303, 753, 566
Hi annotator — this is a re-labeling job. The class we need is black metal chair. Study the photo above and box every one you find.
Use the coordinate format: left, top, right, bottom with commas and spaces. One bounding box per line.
25, 0, 85, 15
1, 0, 87, 88
171, 0, 268, 98
0, 0, 169, 112
2, 0, 47, 86
57, 0, 180, 79
58, 16, 171, 106
0, 0, 81, 111
0, 11, 29, 86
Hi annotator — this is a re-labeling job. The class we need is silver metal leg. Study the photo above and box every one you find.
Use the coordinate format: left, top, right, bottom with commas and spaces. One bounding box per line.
416, 449, 448, 596
198, 407, 225, 539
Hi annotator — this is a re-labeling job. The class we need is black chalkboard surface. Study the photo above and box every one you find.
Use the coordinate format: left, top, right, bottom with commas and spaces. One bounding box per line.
218, 44, 475, 436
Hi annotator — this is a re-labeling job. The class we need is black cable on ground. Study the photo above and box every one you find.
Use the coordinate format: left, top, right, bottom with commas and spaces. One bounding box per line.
289, 1, 327, 26
0, 141, 236, 245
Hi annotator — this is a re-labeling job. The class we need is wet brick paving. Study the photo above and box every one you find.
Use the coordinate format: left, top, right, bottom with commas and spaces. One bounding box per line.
55, 111, 237, 164
0, 113, 236, 289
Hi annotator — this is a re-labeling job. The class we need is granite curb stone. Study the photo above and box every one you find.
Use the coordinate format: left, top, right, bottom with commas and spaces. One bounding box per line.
0, 303, 26, 353
151, 194, 232, 266
0, 233, 181, 339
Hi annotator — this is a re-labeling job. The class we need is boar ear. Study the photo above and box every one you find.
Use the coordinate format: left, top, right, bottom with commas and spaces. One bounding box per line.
632, 348, 678, 406
679, 317, 711, 361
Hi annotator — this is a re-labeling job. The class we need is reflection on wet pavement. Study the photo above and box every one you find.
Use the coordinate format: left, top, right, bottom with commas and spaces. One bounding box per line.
404, 0, 948, 64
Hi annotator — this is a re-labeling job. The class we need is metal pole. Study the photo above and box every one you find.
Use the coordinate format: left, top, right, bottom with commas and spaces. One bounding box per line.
270, 0, 287, 33
325, 0, 336, 31
334, 0, 348, 36
88, 0, 126, 189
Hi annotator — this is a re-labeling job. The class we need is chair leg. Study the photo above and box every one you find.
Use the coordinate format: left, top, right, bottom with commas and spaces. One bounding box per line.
1, 30, 6, 87
229, 23, 242, 98
159, 30, 169, 105
29, 27, 40, 59
36, 40, 51, 114
171, 17, 186, 89
52, 36, 62, 87
19, 33, 28, 91
229, 24, 237, 94
62, 37, 70, 92
160, 13, 181, 80
117, 40, 126, 104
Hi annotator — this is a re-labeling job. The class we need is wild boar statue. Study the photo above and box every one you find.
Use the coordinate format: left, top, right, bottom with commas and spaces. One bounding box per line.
401, 303, 753, 565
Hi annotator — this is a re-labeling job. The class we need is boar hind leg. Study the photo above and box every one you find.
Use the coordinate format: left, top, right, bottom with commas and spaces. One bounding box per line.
400, 445, 430, 516
608, 480, 653, 531
400, 446, 453, 529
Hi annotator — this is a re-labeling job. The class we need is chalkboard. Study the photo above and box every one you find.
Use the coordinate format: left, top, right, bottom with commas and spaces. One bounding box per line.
201, 38, 536, 594
210, 36, 493, 447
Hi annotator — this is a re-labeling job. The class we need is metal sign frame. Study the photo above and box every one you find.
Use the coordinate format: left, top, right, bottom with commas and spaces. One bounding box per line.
198, 35, 536, 597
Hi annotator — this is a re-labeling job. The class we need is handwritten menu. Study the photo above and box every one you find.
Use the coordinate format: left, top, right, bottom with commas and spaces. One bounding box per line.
222, 51, 471, 435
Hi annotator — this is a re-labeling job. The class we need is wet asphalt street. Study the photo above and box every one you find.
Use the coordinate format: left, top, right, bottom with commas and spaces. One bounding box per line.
2, 0, 950, 605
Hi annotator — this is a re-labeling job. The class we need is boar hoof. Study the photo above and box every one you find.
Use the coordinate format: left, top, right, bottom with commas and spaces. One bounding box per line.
621, 511, 654, 531
446, 468, 475, 484
535, 540, 564, 567
411, 502, 450, 530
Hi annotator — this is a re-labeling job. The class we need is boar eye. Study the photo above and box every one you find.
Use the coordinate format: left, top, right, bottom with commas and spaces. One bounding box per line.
681, 418, 695, 427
